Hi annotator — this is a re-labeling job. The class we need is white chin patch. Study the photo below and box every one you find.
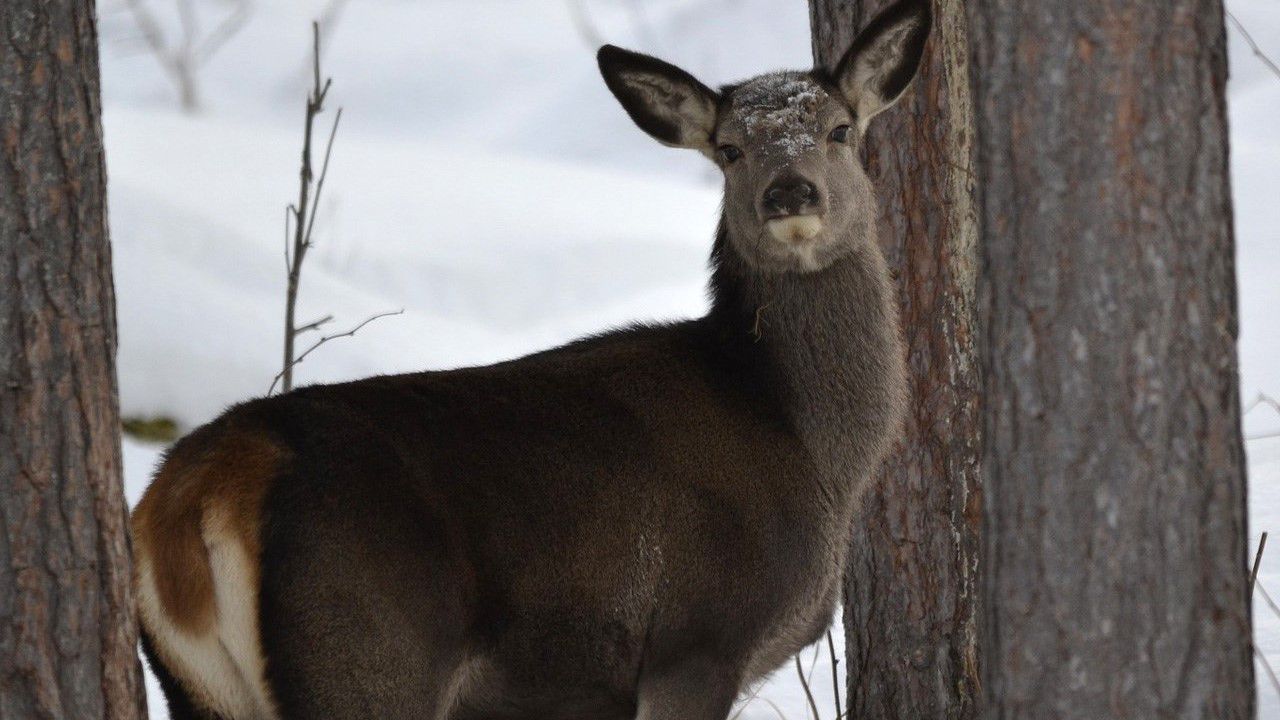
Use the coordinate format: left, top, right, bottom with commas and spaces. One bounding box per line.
766, 216, 823, 244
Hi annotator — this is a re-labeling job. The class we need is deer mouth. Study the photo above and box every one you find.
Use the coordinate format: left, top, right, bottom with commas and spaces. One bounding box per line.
765, 216, 824, 244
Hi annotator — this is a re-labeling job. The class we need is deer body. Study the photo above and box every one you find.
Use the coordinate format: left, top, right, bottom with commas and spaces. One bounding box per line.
133, 3, 930, 718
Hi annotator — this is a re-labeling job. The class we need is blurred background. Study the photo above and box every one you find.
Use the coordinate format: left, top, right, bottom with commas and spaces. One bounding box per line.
94, 0, 1279, 717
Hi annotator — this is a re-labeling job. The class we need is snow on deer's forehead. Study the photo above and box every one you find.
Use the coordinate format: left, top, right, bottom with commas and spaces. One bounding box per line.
730, 72, 829, 158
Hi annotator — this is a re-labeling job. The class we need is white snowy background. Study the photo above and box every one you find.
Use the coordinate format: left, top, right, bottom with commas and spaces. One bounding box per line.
95, 0, 1279, 717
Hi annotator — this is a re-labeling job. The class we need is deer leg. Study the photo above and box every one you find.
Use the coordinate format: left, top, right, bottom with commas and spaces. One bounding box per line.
635, 657, 740, 720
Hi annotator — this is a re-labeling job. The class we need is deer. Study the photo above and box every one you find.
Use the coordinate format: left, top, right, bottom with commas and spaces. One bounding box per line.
131, 1, 929, 718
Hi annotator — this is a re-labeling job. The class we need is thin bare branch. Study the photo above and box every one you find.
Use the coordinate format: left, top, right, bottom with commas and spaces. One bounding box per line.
312, 22, 326, 100
825, 629, 841, 719
728, 680, 767, 720
121, 0, 195, 110
121, 0, 171, 63
1227, 10, 1280, 82
795, 655, 821, 720
1252, 532, 1269, 599
282, 22, 335, 393
730, 684, 792, 720
1256, 577, 1280, 621
197, 0, 252, 61
314, 0, 352, 48
293, 314, 334, 335
752, 697, 792, 720
303, 108, 343, 250
1257, 646, 1280, 704
269, 309, 403, 396
565, 0, 605, 50
284, 205, 295, 272
175, 0, 198, 59
1253, 574, 1280, 707
1243, 393, 1280, 441
1244, 392, 1280, 416
120, 0, 252, 110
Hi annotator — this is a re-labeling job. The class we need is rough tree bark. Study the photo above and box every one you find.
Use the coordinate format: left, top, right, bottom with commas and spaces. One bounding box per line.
809, 1, 982, 718
966, 1, 1254, 717
0, 2, 148, 718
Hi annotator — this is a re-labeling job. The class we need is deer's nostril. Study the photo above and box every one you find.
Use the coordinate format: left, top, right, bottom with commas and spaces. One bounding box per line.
763, 180, 818, 216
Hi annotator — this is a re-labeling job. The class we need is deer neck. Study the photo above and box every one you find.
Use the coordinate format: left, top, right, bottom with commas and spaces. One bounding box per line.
708, 218, 907, 501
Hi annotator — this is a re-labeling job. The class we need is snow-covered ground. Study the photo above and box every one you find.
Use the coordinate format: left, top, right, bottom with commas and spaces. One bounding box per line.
98, 0, 1279, 717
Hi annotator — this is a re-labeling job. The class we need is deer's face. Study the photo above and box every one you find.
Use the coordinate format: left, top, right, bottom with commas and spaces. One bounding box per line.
713, 73, 870, 272
598, 0, 930, 274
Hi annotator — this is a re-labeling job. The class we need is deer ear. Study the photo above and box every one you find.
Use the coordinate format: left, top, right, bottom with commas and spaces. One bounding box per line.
597, 45, 720, 151
833, 0, 931, 132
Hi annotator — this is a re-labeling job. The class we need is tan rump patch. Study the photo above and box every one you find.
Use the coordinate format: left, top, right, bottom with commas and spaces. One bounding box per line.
132, 422, 286, 718
132, 426, 283, 633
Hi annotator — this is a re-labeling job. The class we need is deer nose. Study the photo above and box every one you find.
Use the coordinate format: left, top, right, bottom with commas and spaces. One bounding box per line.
762, 179, 818, 218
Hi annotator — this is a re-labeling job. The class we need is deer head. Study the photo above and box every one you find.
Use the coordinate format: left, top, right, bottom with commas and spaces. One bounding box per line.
598, 0, 930, 274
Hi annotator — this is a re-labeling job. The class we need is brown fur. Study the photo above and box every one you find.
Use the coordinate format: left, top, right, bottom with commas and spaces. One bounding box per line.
132, 420, 285, 634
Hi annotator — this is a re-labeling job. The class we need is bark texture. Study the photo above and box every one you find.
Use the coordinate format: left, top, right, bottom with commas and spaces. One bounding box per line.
810, 1, 982, 718
0, 1, 147, 718
966, 1, 1253, 717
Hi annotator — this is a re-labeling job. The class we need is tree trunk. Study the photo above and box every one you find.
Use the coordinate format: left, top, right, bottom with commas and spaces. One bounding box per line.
0, 2, 148, 718
810, 1, 982, 718
966, 1, 1253, 717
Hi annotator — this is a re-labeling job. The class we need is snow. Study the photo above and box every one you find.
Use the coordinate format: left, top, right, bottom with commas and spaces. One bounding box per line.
106, 106, 719, 423
99, 0, 1280, 716
732, 72, 829, 159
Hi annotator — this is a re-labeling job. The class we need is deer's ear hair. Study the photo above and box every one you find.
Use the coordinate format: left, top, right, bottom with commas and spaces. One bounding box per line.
833, 0, 931, 132
597, 45, 720, 151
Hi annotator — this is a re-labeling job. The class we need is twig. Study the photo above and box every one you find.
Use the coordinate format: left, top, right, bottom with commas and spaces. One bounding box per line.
121, 0, 184, 96
314, 0, 352, 49
1252, 576, 1280, 706
1252, 532, 1268, 599
197, 0, 252, 62
268, 309, 403, 396
825, 629, 842, 719
751, 696, 792, 720
565, 0, 605, 50
282, 22, 340, 394
284, 205, 294, 272
796, 655, 821, 720
294, 314, 334, 335
731, 686, 792, 720
120, 0, 252, 111
728, 681, 772, 720
1244, 393, 1280, 441
1227, 10, 1280, 82
282, 0, 351, 92
1256, 646, 1280, 705
304, 108, 343, 252
1244, 393, 1280, 416
1256, 577, 1280, 621
176, 0, 198, 61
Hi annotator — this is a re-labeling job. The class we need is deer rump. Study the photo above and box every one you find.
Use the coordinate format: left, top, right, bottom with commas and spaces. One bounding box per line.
133, 318, 844, 720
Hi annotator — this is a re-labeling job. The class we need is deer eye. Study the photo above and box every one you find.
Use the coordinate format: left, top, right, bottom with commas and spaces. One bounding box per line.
829, 125, 852, 143
717, 145, 743, 163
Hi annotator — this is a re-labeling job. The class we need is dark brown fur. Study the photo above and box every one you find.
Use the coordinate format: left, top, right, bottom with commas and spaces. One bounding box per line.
138, 228, 904, 720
